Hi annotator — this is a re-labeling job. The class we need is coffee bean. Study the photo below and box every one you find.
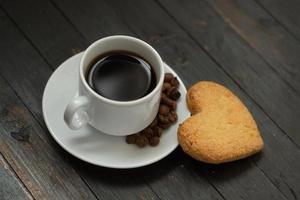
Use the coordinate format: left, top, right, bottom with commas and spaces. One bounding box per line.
164, 73, 174, 82
159, 104, 170, 116
162, 82, 172, 92
149, 136, 160, 146
136, 135, 149, 147
143, 128, 154, 138
167, 87, 181, 100
126, 134, 137, 144
158, 127, 163, 136
170, 77, 179, 88
158, 114, 170, 124
159, 123, 171, 129
169, 115, 177, 123
161, 93, 176, 110
153, 126, 163, 137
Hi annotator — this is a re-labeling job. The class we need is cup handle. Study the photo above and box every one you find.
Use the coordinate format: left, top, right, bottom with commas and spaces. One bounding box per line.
64, 96, 90, 130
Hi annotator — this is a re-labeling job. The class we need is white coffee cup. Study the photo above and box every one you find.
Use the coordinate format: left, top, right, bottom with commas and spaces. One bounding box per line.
64, 35, 164, 136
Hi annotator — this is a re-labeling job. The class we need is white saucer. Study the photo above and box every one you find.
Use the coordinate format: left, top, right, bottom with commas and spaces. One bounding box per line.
42, 52, 189, 168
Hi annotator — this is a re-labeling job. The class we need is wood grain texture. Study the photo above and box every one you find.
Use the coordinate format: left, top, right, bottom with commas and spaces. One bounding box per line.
54, 0, 297, 199
156, 0, 300, 147
0, 0, 87, 68
207, 0, 300, 95
255, 0, 300, 42
0, 77, 98, 200
0, 153, 34, 200
132, 149, 224, 200
0, 0, 299, 199
0, 6, 159, 200
49, 0, 132, 42
156, 0, 300, 198
0, 9, 51, 123
61, 158, 160, 200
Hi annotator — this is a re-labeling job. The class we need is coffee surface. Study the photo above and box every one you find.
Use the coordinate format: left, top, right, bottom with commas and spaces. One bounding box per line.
87, 52, 156, 101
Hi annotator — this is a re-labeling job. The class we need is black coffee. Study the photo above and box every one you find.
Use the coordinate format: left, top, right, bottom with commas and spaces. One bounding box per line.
86, 51, 156, 101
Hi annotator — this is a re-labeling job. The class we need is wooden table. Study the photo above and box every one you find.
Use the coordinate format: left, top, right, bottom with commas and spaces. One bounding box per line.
0, 0, 299, 199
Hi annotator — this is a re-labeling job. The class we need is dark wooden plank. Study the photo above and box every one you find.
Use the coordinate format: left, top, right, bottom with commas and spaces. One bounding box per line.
155, 0, 300, 199
49, 0, 132, 42
0, 77, 98, 199
0, 7, 159, 200
0, 0, 132, 68
255, 0, 300, 42
53, 0, 298, 199
0, 153, 33, 200
157, 0, 300, 149
0, 0, 87, 68
63, 158, 160, 200
133, 149, 224, 200
156, 1, 300, 142
0, 9, 97, 196
0, 10, 52, 122
74, 152, 224, 200
206, 0, 300, 95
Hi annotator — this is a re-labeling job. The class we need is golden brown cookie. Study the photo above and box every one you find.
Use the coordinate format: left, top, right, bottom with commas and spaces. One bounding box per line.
178, 81, 263, 164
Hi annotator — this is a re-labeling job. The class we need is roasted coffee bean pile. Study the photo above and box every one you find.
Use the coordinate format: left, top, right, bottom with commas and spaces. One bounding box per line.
126, 73, 181, 147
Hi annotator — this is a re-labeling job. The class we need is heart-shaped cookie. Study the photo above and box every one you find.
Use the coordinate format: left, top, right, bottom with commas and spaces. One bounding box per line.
178, 81, 263, 164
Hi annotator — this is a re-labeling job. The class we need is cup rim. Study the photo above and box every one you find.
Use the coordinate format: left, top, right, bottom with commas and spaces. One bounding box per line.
79, 35, 164, 106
